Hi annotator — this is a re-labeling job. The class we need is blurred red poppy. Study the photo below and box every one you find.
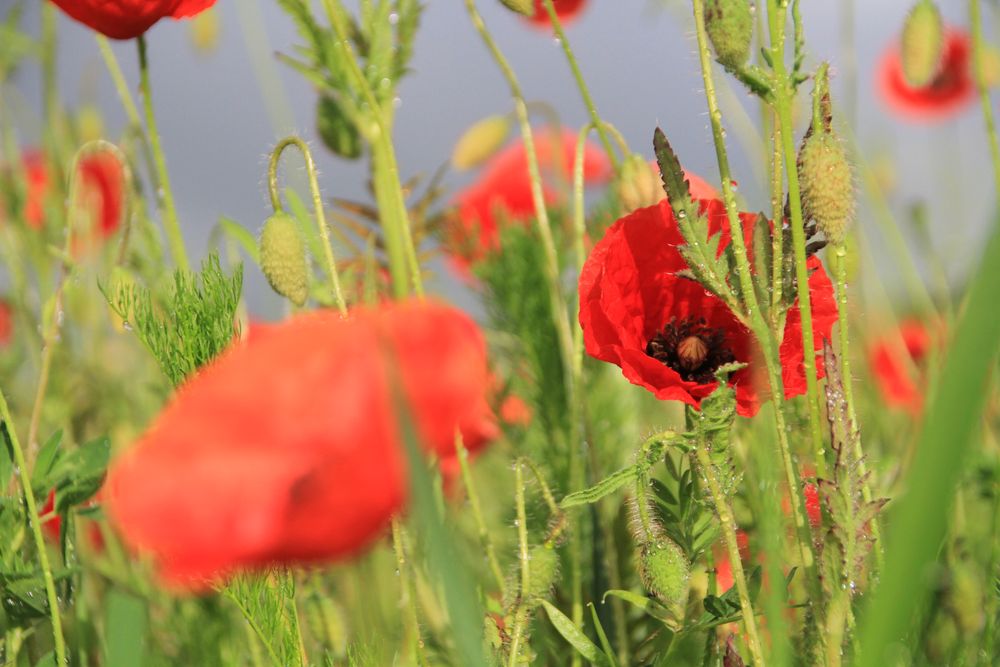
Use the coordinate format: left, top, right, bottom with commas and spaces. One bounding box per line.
50, 0, 217, 40
0, 300, 11, 347
105, 300, 497, 588
525, 0, 588, 27
446, 127, 611, 269
16, 150, 125, 245
878, 29, 975, 121
714, 530, 750, 594
579, 198, 838, 417
867, 319, 934, 415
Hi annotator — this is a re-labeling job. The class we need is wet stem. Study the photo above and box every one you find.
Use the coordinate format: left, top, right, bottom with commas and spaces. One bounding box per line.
462, 2, 586, 656
764, 0, 827, 478
692, 446, 764, 666
506, 461, 531, 667
0, 389, 66, 666
137, 36, 190, 273
690, 0, 824, 618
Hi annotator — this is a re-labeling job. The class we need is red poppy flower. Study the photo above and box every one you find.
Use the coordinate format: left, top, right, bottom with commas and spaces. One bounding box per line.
579, 198, 838, 417
17, 149, 125, 244
525, 0, 588, 27
104, 300, 496, 588
0, 299, 11, 347
714, 529, 750, 594
878, 29, 975, 121
447, 127, 611, 268
867, 319, 934, 415
49, 0, 217, 40
780, 468, 822, 528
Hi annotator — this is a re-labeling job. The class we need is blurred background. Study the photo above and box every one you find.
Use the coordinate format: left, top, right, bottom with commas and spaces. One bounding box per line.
5, 0, 995, 318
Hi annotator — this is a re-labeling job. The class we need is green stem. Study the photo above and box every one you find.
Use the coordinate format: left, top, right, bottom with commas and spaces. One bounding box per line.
507, 462, 531, 667
321, 0, 423, 299
693, 0, 822, 606
391, 519, 428, 667
456, 434, 506, 597
0, 390, 66, 666
971, 0, 1000, 196
769, 115, 784, 317
540, 0, 621, 170
693, 446, 765, 666
267, 136, 348, 315
833, 243, 885, 573
766, 0, 827, 477
137, 36, 190, 272
463, 4, 585, 655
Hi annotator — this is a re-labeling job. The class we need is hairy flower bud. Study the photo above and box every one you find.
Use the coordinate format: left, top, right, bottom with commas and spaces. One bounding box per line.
452, 115, 512, 170
525, 544, 560, 600
640, 539, 690, 608
617, 153, 662, 213
704, 0, 753, 70
901, 1, 944, 87
797, 131, 853, 245
260, 212, 309, 306
499, 0, 534, 16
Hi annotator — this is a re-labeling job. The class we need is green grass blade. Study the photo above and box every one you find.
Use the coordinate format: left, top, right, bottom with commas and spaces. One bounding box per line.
856, 217, 1000, 664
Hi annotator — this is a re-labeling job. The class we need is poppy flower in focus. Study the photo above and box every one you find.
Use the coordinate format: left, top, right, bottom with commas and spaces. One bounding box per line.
579, 198, 838, 417
104, 300, 496, 588
868, 319, 934, 415
525, 0, 588, 27
878, 29, 976, 121
15, 149, 125, 246
0, 300, 11, 347
50, 0, 217, 40
446, 127, 611, 269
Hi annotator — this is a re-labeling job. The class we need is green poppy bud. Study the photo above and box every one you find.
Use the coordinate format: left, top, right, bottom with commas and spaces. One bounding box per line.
797, 131, 853, 245
705, 0, 753, 70
499, 0, 534, 17
525, 544, 560, 600
639, 539, 690, 608
260, 212, 310, 306
901, 0, 944, 87
452, 115, 512, 170
617, 153, 662, 213
317, 95, 362, 160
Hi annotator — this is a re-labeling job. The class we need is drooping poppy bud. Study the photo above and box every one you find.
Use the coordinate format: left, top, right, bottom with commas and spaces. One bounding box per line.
901, 0, 944, 87
797, 131, 853, 245
704, 0, 753, 70
639, 540, 690, 608
616, 153, 663, 213
525, 544, 560, 600
452, 115, 512, 171
260, 212, 310, 306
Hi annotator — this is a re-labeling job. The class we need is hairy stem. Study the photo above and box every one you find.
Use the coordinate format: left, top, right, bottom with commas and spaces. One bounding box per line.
0, 391, 66, 666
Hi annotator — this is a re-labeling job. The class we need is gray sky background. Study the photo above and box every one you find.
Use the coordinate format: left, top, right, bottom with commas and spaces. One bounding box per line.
7, 0, 996, 319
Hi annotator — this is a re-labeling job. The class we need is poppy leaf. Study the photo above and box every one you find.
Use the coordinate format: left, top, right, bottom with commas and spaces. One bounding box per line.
30, 429, 63, 494
602, 589, 678, 627
53, 436, 110, 514
653, 127, 694, 223
561, 465, 640, 508
540, 599, 612, 665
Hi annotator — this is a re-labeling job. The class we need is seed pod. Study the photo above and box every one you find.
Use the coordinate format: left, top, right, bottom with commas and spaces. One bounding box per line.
525, 544, 560, 600
639, 539, 690, 608
452, 115, 511, 170
317, 95, 362, 160
498, 0, 534, 16
901, 0, 944, 87
260, 212, 309, 306
797, 131, 853, 245
616, 153, 662, 213
704, 0, 753, 71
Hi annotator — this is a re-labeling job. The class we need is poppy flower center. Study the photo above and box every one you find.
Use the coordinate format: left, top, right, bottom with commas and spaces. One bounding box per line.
645, 318, 736, 384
